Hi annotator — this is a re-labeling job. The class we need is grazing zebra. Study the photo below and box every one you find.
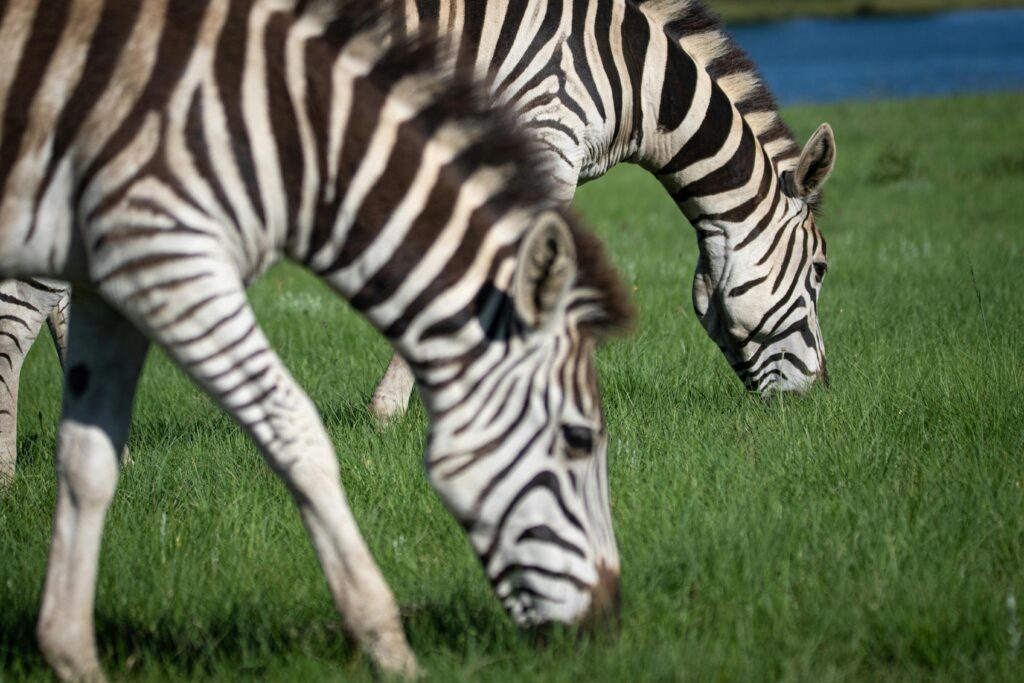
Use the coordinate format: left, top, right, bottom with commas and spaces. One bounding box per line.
366, 0, 838, 419
0, 0, 633, 679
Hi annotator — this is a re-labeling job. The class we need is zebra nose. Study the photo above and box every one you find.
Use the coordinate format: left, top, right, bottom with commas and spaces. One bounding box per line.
582, 563, 620, 629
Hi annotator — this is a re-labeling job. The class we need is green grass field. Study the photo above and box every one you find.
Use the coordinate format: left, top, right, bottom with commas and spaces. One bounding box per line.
711, 0, 1024, 22
2, 92, 1023, 681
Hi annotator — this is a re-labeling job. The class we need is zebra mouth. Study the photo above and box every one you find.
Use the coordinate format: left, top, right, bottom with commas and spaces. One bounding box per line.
754, 367, 824, 396
495, 572, 556, 628
494, 566, 601, 629
503, 591, 543, 628
739, 347, 828, 396
752, 370, 786, 395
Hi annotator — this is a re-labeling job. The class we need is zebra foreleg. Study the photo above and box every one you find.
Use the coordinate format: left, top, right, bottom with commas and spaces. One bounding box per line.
36, 291, 149, 682
117, 270, 419, 677
367, 352, 415, 423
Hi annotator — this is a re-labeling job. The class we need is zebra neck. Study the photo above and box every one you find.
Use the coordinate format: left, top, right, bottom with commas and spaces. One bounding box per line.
621, 1, 804, 239
307, 179, 526, 374
634, 42, 783, 239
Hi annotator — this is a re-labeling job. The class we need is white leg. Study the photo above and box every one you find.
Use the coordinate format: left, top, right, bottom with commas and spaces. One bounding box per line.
0, 279, 66, 487
36, 290, 149, 682
119, 269, 418, 677
368, 352, 415, 423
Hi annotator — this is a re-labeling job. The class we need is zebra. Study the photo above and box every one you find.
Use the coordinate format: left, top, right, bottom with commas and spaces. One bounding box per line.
0, 0, 633, 679
0, 0, 837, 466
365, 0, 838, 419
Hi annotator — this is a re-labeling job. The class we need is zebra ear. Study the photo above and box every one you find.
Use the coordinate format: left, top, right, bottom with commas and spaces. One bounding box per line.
513, 211, 578, 330
793, 123, 836, 198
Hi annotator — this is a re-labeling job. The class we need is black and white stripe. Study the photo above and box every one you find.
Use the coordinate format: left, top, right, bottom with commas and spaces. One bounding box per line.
0, 1, 632, 678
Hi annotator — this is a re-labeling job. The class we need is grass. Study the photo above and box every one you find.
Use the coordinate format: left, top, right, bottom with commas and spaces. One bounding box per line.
2, 92, 1023, 681
710, 0, 1024, 22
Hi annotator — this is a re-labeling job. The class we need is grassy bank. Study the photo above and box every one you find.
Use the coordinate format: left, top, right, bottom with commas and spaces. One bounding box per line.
712, 0, 1024, 22
2, 92, 1023, 681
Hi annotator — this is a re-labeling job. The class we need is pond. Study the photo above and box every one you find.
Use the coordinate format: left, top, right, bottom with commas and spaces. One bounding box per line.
730, 8, 1024, 104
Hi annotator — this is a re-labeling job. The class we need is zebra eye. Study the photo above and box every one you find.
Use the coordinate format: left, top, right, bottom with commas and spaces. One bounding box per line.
813, 262, 828, 281
561, 425, 595, 458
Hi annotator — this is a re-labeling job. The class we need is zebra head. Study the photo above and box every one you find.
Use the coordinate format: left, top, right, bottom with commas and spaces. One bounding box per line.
692, 124, 837, 395
421, 211, 632, 630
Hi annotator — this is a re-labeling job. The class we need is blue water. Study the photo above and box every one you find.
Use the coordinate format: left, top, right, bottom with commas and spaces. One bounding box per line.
730, 8, 1024, 104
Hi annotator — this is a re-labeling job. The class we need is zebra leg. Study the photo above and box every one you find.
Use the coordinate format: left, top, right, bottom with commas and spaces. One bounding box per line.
115, 273, 418, 677
0, 279, 62, 487
36, 290, 149, 682
367, 352, 415, 422
48, 286, 133, 466
43, 284, 133, 467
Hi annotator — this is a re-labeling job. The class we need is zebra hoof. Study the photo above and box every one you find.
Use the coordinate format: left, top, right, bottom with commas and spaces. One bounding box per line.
368, 395, 408, 424
37, 622, 107, 683
369, 637, 421, 680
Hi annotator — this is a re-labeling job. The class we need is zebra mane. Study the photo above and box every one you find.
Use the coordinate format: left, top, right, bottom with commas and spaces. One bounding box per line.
570, 221, 636, 337
635, 0, 802, 172
307, 0, 633, 336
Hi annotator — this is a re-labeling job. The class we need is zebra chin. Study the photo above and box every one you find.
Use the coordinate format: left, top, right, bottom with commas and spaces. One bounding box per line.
494, 562, 621, 630
744, 357, 829, 396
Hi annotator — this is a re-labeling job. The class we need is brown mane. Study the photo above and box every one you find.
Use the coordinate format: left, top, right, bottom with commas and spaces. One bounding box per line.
570, 217, 637, 338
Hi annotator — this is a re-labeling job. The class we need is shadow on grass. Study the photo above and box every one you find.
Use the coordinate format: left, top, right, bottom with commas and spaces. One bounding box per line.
0, 593, 566, 677
1, 606, 361, 678
401, 590, 625, 665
